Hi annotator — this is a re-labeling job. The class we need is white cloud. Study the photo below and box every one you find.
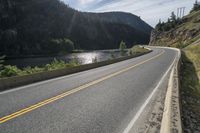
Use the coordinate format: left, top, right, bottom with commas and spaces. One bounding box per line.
62, 0, 195, 27
78, 0, 95, 4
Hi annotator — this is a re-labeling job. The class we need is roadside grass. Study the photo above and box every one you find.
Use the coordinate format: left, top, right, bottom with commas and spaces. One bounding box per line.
128, 45, 150, 56
184, 44, 200, 80
181, 52, 200, 97
181, 44, 200, 131
0, 59, 80, 78
181, 10, 200, 31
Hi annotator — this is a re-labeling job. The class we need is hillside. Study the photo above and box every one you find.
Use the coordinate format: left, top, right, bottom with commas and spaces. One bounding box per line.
149, 10, 200, 47
149, 4, 200, 132
0, 0, 152, 56
86, 12, 152, 35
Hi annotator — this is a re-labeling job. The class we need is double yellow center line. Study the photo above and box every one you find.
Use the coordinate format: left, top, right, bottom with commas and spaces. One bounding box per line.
0, 50, 165, 124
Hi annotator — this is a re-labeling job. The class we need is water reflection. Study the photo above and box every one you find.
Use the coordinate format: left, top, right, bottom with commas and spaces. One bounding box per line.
4, 50, 127, 68
70, 52, 101, 64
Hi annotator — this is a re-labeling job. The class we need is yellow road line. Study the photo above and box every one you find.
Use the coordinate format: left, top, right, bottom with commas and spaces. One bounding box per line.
0, 50, 165, 124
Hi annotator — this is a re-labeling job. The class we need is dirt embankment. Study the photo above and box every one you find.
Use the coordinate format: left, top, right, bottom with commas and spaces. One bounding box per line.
149, 10, 200, 48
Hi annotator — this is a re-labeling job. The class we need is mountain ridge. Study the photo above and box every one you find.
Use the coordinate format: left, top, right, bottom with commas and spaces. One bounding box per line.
0, 0, 152, 56
83, 11, 152, 35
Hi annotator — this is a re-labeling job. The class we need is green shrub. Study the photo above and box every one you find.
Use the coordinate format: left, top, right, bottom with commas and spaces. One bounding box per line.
0, 58, 81, 78
45, 59, 66, 71
23, 66, 44, 74
0, 65, 21, 77
119, 41, 127, 56
68, 58, 80, 66
128, 45, 149, 56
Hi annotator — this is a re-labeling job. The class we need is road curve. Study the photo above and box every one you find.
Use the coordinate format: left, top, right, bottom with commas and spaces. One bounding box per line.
0, 47, 178, 133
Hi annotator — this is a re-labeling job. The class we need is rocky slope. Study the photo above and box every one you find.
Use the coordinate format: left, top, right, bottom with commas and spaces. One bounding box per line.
149, 10, 200, 48
149, 8, 200, 132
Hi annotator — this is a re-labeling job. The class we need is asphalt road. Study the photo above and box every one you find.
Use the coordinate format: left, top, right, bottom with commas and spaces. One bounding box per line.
0, 47, 178, 133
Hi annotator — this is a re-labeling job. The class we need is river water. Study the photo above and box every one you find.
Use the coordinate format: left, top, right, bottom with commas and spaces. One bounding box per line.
4, 50, 127, 68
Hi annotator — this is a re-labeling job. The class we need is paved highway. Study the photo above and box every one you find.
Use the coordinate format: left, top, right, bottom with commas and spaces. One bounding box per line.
0, 47, 178, 133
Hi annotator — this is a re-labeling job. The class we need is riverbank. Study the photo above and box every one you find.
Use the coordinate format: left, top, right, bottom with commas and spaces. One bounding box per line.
0, 46, 151, 91
4, 49, 128, 59
4, 49, 129, 68
0, 46, 147, 79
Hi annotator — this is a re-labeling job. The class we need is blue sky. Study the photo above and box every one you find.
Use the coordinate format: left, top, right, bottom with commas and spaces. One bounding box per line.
62, 0, 195, 27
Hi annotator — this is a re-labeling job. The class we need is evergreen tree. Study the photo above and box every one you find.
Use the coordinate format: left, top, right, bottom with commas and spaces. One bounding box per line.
155, 19, 163, 31
193, 0, 200, 11
170, 12, 176, 22
167, 18, 171, 23
194, 0, 198, 7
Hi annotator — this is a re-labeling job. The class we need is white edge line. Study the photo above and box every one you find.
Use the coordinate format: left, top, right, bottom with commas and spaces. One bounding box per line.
123, 47, 180, 133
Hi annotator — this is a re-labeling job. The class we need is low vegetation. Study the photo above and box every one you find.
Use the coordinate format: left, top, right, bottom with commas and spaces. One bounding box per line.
128, 45, 150, 56
119, 41, 127, 56
0, 43, 151, 79
0, 59, 79, 78
181, 44, 200, 132
184, 45, 200, 79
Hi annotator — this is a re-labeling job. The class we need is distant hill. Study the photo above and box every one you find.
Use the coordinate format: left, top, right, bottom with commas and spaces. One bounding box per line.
0, 0, 152, 56
84, 12, 152, 35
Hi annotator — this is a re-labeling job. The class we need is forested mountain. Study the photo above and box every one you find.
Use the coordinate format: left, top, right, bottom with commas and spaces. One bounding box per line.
0, 0, 152, 56
87, 12, 152, 34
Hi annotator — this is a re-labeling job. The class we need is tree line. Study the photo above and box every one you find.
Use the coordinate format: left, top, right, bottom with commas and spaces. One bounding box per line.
155, 12, 182, 32
191, 0, 200, 12
0, 0, 150, 57
155, 0, 200, 32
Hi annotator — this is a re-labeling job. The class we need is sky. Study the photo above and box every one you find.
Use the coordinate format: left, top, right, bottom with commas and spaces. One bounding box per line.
62, 0, 195, 27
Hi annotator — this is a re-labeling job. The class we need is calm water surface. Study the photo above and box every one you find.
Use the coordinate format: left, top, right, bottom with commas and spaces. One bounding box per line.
4, 50, 127, 68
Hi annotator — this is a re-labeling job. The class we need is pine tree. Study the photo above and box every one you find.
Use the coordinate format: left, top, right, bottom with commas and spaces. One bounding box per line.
191, 0, 200, 12
155, 20, 161, 31
170, 12, 176, 22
